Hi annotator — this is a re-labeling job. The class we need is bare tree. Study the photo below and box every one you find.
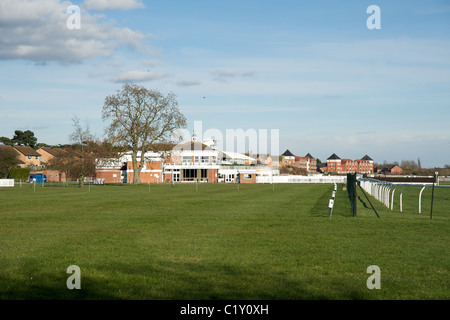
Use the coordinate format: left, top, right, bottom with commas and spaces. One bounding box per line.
70, 116, 92, 152
102, 84, 187, 184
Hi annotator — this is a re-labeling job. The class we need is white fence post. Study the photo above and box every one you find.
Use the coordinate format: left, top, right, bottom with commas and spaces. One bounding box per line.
400, 185, 407, 212
391, 186, 398, 210
418, 186, 426, 214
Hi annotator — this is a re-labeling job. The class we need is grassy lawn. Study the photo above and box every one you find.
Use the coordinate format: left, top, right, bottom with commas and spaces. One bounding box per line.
0, 182, 448, 300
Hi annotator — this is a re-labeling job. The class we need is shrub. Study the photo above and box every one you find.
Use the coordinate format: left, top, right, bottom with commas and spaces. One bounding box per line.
9, 167, 31, 181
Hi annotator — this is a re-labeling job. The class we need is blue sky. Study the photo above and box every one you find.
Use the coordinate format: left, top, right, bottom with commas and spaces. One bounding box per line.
1, 0, 449, 167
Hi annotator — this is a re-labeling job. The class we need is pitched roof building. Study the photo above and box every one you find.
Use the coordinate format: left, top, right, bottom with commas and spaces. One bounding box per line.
13, 146, 42, 168
37, 147, 68, 165
0, 145, 25, 168
326, 153, 374, 174
280, 149, 317, 172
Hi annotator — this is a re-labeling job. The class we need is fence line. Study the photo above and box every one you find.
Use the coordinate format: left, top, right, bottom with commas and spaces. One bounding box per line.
359, 178, 450, 214
257, 176, 346, 184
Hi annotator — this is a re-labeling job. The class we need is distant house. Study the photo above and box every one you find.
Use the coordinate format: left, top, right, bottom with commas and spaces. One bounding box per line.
390, 165, 403, 175
34, 147, 78, 182
256, 154, 272, 166
270, 155, 285, 167
326, 153, 374, 174
37, 147, 68, 165
280, 150, 316, 173
282, 149, 296, 167
13, 146, 42, 169
0, 145, 24, 168
375, 164, 403, 175
299, 153, 317, 173
326, 153, 342, 173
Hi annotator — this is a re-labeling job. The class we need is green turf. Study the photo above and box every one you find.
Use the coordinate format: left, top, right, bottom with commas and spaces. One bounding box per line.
0, 182, 448, 300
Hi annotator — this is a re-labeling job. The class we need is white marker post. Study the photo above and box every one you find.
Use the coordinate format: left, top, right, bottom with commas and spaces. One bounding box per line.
328, 199, 335, 217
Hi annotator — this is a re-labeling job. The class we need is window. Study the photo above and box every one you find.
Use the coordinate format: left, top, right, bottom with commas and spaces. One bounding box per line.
201, 156, 209, 163
183, 156, 191, 163
183, 169, 198, 181
35, 156, 39, 160
28, 156, 32, 160
194, 156, 199, 163
212, 156, 217, 163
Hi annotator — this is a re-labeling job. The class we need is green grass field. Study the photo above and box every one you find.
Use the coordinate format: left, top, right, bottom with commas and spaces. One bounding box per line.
0, 182, 448, 300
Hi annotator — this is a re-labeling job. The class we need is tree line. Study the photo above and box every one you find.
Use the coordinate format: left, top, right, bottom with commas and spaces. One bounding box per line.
375, 159, 450, 176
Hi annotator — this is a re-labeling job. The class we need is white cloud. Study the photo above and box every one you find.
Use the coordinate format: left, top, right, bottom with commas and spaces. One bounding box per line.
0, 0, 149, 64
212, 68, 258, 83
83, 0, 145, 11
176, 80, 202, 87
213, 68, 238, 77
111, 70, 171, 83
139, 59, 164, 68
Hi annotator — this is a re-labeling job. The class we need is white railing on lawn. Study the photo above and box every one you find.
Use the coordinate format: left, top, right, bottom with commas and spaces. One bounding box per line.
257, 175, 346, 184
358, 178, 450, 214
0, 179, 14, 187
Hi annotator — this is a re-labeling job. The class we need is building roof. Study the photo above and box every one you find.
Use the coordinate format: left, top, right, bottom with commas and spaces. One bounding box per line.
327, 153, 341, 160
361, 154, 373, 161
0, 146, 25, 165
62, 148, 81, 157
0, 145, 21, 157
0, 145, 18, 153
244, 153, 258, 159
13, 146, 41, 157
377, 164, 401, 170
375, 164, 402, 173
172, 141, 215, 151
39, 147, 67, 157
257, 154, 271, 160
219, 150, 255, 161
271, 155, 283, 162
282, 149, 295, 157
305, 153, 315, 159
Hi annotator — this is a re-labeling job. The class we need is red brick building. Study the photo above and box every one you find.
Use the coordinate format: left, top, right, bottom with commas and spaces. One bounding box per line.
95, 151, 164, 184
374, 164, 403, 175
281, 150, 317, 173
326, 154, 374, 174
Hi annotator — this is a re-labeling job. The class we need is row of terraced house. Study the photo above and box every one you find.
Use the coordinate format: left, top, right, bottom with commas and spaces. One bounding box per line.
0, 145, 77, 182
